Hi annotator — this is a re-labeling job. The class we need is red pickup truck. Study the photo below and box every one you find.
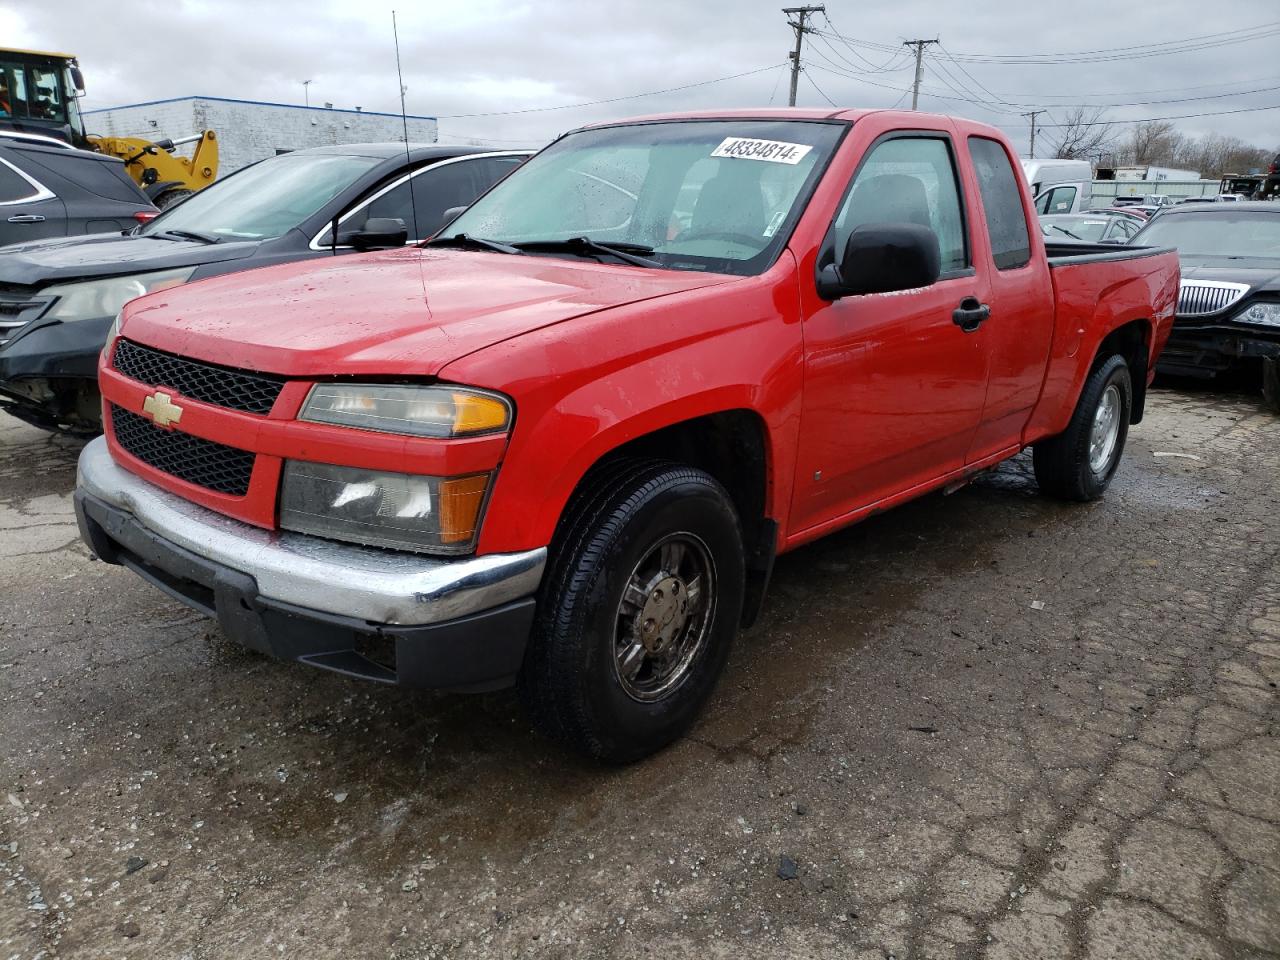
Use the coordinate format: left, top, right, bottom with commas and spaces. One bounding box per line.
75, 109, 1178, 761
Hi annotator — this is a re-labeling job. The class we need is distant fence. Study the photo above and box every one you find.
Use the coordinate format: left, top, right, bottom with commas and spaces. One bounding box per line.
1091, 179, 1220, 201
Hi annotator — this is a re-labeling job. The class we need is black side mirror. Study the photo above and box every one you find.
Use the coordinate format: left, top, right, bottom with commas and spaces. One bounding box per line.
817, 222, 941, 299
342, 217, 409, 251
70, 65, 86, 96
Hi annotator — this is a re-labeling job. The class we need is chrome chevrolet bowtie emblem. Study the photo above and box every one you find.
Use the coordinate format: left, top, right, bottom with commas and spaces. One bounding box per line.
142, 390, 183, 429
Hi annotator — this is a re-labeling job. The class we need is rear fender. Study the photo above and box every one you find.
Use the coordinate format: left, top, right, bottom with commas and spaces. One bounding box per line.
1026, 253, 1177, 441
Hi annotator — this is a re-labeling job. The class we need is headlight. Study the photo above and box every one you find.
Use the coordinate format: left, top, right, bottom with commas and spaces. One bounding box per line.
279, 460, 490, 554
1234, 301, 1280, 328
299, 383, 511, 438
102, 312, 123, 360
43, 268, 195, 322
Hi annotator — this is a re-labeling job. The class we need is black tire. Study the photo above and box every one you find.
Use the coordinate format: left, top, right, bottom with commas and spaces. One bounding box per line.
1033, 354, 1132, 502
154, 188, 194, 210
1263, 358, 1280, 414
519, 460, 745, 763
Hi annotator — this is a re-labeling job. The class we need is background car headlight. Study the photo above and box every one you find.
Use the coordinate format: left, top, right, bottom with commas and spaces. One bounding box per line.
1235, 301, 1280, 328
279, 461, 491, 554
299, 383, 511, 438
102, 313, 123, 360
43, 268, 195, 322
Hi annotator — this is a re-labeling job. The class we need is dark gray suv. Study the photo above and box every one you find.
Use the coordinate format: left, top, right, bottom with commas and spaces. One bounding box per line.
0, 135, 157, 246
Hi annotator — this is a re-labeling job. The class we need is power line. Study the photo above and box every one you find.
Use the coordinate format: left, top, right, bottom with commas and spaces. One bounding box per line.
809, 21, 1280, 65
1033, 102, 1280, 126
802, 66, 838, 107
435, 63, 785, 119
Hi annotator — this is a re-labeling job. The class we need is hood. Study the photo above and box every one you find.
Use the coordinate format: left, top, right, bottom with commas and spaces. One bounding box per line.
122, 247, 735, 378
0, 232, 261, 287
1178, 258, 1280, 293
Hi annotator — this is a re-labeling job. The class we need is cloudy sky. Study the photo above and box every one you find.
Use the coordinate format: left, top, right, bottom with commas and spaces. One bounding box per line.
5, 0, 1278, 153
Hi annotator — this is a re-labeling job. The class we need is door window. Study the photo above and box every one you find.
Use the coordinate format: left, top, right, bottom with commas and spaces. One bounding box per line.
833, 136, 968, 273
968, 137, 1032, 270
410, 159, 486, 237
1038, 185, 1077, 214
0, 159, 40, 203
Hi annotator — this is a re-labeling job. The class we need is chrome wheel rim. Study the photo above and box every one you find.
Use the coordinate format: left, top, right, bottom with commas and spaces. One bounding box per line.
613, 532, 716, 702
1089, 383, 1122, 474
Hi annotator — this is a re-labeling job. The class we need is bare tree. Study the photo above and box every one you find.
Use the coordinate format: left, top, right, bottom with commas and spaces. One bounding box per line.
1047, 107, 1117, 161
1125, 120, 1183, 166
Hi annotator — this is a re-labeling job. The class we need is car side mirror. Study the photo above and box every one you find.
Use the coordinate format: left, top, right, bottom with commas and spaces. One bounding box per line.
70, 65, 86, 97
342, 217, 409, 251
440, 205, 468, 228
817, 222, 942, 299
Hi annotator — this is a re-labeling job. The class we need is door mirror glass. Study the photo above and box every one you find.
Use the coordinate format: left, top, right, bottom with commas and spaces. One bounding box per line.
341, 216, 408, 251
819, 222, 941, 298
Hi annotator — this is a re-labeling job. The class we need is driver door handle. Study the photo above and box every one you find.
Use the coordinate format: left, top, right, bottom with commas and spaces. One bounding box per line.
7, 215, 46, 224
953, 296, 991, 333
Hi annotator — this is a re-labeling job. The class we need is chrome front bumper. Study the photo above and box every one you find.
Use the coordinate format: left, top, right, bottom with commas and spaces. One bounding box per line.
75, 436, 546, 627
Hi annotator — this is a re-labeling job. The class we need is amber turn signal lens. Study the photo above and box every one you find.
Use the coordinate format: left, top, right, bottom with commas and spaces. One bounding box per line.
438, 474, 491, 543
451, 393, 510, 436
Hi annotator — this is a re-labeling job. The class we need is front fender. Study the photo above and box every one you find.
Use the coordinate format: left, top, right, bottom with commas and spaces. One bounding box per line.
440, 260, 806, 555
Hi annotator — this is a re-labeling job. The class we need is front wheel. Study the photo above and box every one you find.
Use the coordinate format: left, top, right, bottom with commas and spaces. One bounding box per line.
154, 188, 194, 210
1034, 354, 1133, 501
519, 461, 745, 763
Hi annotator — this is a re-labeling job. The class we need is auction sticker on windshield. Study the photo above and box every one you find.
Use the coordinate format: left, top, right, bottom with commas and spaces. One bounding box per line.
711, 137, 813, 165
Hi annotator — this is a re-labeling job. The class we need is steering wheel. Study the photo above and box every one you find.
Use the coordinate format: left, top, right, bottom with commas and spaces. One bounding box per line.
677, 230, 761, 247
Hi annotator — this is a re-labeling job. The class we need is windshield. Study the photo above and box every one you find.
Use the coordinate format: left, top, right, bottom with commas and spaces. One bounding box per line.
139, 153, 381, 241
0, 57, 69, 125
1135, 211, 1280, 259
1044, 217, 1109, 241
442, 119, 847, 275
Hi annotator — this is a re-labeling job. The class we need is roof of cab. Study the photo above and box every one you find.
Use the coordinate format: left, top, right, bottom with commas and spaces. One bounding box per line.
578, 107, 1009, 139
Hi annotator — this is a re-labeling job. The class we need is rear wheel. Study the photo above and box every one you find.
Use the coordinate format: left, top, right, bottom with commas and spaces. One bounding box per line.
1034, 354, 1132, 501
519, 461, 745, 763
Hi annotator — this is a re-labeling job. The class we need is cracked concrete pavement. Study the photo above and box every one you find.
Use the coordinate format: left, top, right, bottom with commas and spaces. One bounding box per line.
1, 386, 1277, 959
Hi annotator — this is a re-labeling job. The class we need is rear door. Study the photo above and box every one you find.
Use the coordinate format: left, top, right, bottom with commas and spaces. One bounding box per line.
0, 153, 65, 244
963, 135, 1055, 460
791, 119, 992, 532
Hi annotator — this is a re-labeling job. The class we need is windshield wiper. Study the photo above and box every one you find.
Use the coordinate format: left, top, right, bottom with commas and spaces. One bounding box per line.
513, 237, 661, 268
425, 233, 522, 255
1050, 225, 1085, 240
151, 229, 221, 244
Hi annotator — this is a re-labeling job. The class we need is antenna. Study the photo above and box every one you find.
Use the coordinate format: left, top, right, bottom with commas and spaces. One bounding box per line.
392, 10, 420, 244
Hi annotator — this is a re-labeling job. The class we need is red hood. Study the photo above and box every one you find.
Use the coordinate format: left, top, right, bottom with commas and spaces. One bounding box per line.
121, 247, 734, 377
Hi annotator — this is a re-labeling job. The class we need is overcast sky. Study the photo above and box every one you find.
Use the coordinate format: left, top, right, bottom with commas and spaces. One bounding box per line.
5, 0, 1278, 154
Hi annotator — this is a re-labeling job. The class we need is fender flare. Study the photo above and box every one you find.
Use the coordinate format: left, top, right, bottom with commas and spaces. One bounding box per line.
143, 180, 184, 201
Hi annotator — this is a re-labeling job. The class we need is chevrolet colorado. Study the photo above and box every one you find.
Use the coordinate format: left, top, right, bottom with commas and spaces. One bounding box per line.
75, 109, 1179, 761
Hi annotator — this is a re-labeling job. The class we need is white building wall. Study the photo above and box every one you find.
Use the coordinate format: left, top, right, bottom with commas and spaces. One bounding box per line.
84, 97, 437, 173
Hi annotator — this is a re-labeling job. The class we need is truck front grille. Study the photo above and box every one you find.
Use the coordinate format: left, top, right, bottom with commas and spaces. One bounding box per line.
110, 405, 254, 496
112, 339, 286, 415
1177, 280, 1250, 318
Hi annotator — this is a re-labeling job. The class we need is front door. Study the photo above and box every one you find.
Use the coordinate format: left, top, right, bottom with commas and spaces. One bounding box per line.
791, 130, 992, 535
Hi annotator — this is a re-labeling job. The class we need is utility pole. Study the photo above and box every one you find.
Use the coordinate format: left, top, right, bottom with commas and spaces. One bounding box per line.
782, 5, 825, 107
300, 79, 313, 108
902, 39, 939, 111
1022, 110, 1045, 158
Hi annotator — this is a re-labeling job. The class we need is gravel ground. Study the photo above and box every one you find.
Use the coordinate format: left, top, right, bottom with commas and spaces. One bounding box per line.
1, 387, 1277, 960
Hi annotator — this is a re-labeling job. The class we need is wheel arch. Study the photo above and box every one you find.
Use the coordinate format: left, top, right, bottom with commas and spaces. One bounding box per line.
1092, 317, 1152, 423
549, 407, 777, 629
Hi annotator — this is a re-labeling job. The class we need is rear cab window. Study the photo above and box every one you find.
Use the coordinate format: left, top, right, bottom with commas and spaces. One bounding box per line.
968, 137, 1032, 270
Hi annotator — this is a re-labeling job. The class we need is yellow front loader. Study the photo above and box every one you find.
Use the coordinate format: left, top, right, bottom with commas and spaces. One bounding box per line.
0, 47, 218, 208
87, 131, 219, 208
